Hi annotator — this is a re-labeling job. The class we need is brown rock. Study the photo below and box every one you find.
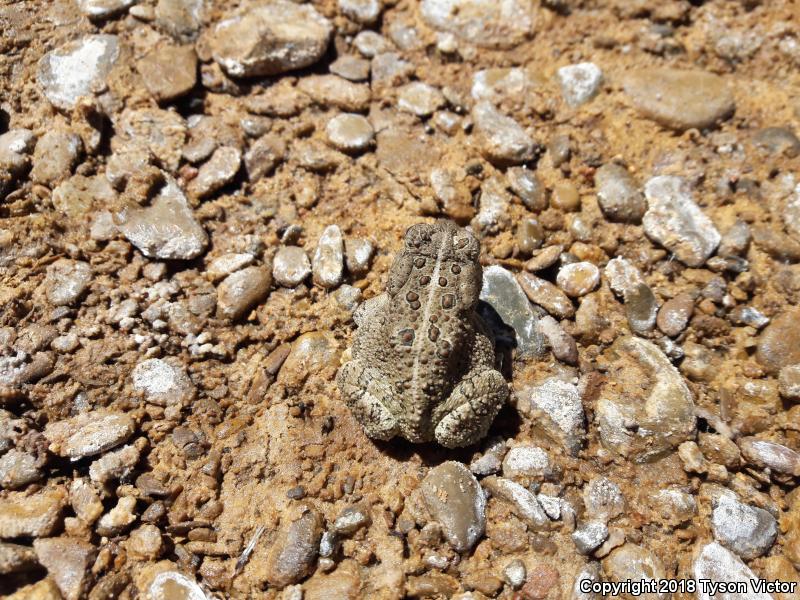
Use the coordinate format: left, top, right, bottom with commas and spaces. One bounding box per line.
656, 293, 694, 337
520, 563, 560, 600
0, 488, 66, 539
34, 537, 97, 600
756, 309, 800, 374
216, 266, 272, 320
137, 45, 197, 102
265, 508, 323, 587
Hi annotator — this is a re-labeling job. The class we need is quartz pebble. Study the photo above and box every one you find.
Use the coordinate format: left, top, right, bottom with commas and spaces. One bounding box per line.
149, 571, 208, 600
502, 445, 552, 480
472, 101, 535, 165
216, 266, 272, 320
132, 358, 195, 407
583, 477, 625, 522
44, 410, 134, 458
482, 476, 548, 528
36, 35, 120, 110
623, 68, 735, 131
419, 462, 485, 552
469, 437, 506, 476
711, 492, 777, 559
556, 262, 600, 297
333, 504, 371, 536
473, 177, 512, 235
603, 544, 668, 600
398, 82, 445, 117
692, 542, 772, 600
0, 450, 43, 489
77, 0, 137, 18
155, 0, 204, 40
419, 0, 534, 49
557, 62, 603, 107
503, 559, 527, 589
210, 1, 332, 78
595, 164, 646, 223
525, 378, 585, 456
339, 0, 381, 23
312, 225, 345, 289
116, 176, 208, 260
273, 246, 312, 287
480, 265, 545, 357
44, 259, 92, 306
507, 167, 547, 211
344, 239, 374, 277
326, 114, 374, 152
643, 176, 721, 267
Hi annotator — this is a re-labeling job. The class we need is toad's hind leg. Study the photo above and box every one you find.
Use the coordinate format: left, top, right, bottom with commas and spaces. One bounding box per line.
337, 360, 400, 441
433, 369, 509, 449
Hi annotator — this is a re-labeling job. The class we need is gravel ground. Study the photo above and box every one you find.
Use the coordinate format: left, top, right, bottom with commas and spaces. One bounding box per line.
1, 0, 800, 598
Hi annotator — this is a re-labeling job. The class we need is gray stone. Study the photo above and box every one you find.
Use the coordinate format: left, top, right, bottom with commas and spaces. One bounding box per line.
596, 337, 695, 461
507, 166, 547, 211
517, 272, 574, 319
419, 461, 486, 552
711, 492, 777, 560
155, 0, 204, 40
471, 67, 529, 104
264, 508, 323, 587
0, 542, 38, 575
207, 253, 255, 281
43, 410, 134, 458
273, 246, 312, 287
469, 437, 506, 476
44, 259, 92, 306
525, 378, 585, 455
312, 225, 345, 289
502, 445, 552, 479
244, 134, 286, 181
116, 175, 208, 260
692, 541, 772, 600
756, 309, 800, 374
210, 1, 332, 78
77, 0, 137, 19
132, 358, 195, 407
480, 265, 545, 357
572, 520, 608, 554
216, 266, 272, 320
329, 55, 370, 82
89, 444, 141, 484
187, 146, 241, 199
737, 437, 800, 476
420, 0, 534, 49
472, 101, 535, 165
34, 537, 96, 600
333, 504, 371, 536
643, 176, 721, 267
625, 282, 659, 334
538, 315, 578, 365
595, 164, 646, 223
583, 477, 625, 522
657, 293, 694, 338
0, 450, 43, 489
326, 114, 374, 153
30, 130, 82, 186
37, 35, 120, 110
339, 0, 381, 23
482, 476, 548, 528
557, 62, 603, 107
623, 68, 735, 131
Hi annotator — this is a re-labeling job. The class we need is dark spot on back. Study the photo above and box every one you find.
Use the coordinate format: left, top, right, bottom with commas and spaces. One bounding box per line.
429, 326, 440, 342
451, 264, 461, 274
399, 328, 415, 345
438, 277, 448, 287
419, 275, 430, 285
442, 294, 455, 309
406, 291, 419, 302
414, 257, 426, 268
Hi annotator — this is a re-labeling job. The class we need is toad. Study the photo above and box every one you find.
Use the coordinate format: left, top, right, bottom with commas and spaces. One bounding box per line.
337, 220, 509, 448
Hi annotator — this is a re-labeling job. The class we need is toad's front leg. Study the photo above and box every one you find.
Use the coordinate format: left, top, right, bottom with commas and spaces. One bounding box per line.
432, 369, 509, 448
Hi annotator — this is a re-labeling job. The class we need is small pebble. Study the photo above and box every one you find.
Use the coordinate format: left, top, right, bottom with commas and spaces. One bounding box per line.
273, 246, 312, 287
572, 520, 609, 554
312, 225, 345, 289
472, 101, 535, 165
556, 262, 600, 297
595, 164, 646, 223
557, 62, 603, 107
326, 114, 374, 153
216, 266, 272, 320
398, 82, 445, 117
44, 259, 91, 306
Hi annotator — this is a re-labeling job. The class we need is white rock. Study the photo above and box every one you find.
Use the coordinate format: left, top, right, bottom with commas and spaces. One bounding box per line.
77, 0, 137, 19
37, 35, 120, 110
339, 0, 381, 24
397, 82, 445, 117
526, 378, 585, 456
502, 446, 552, 479
711, 493, 777, 560
312, 225, 345, 289
572, 520, 608, 554
132, 358, 195, 407
483, 476, 548, 528
643, 176, 721, 267
583, 477, 625, 522
692, 541, 773, 600
326, 114, 374, 152
420, 0, 534, 49
557, 62, 603, 107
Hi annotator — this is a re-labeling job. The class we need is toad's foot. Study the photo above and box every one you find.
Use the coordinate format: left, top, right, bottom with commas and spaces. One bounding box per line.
337, 360, 400, 441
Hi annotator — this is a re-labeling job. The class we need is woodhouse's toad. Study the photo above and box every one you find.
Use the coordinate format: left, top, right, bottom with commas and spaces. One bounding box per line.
337, 220, 509, 448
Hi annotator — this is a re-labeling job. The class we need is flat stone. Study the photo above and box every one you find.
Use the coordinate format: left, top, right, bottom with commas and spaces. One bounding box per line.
89, 444, 140, 484
473, 177, 512, 235
557, 62, 603, 107
595, 164, 646, 223
34, 537, 96, 600
557, 262, 600, 297
517, 272, 574, 319
657, 293, 694, 337
329, 55, 370, 82
77, 0, 136, 19
187, 146, 241, 199
507, 167, 547, 211
420, 462, 486, 552
419, 0, 534, 49
37, 35, 120, 110
502, 446, 552, 479
326, 114, 374, 153
273, 246, 312, 287
116, 175, 208, 260
137, 44, 198, 102
43, 410, 134, 458
0, 449, 43, 489
525, 377, 585, 455
298, 75, 371, 112
755, 309, 800, 374
44, 259, 92, 306
583, 477, 625, 522
643, 175, 721, 267
244, 134, 286, 181
737, 437, 800, 476
398, 82, 445, 117
480, 265, 545, 357
692, 541, 772, 600
538, 315, 578, 365
623, 68, 735, 131
210, 0, 332, 78
597, 337, 695, 461
265, 508, 323, 587
312, 225, 345, 289
216, 266, 272, 320
711, 492, 777, 560
0, 488, 66, 539
132, 358, 195, 408
353, 31, 392, 57
155, 0, 204, 41
471, 67, 529, 104
482, 476, 548, 529
333, 504, 371, 536
572, 520, 608, 554
472, 101, 535, 165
